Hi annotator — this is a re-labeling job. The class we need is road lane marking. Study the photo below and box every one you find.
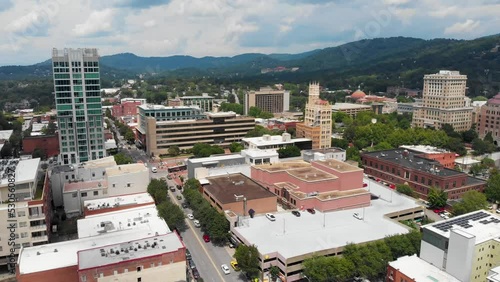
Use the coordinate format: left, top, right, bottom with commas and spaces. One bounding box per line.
169, 189, 226, 282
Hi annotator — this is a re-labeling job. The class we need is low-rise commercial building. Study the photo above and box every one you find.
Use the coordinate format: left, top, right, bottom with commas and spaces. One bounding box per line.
22, 134, 60, 158
137, 104, 255, 155
387, 254, 460, 282
302, 147, 346, 162
242, 133, 312, 151
83, 192, 155, 217
419, 210, 500, 282
331, 103, 371, 117
16, 205, 183, 282
361, 149, 486, 200
62, 163, 149, 217
232, 181, 423, 281
202, 173, 277, 216
400, 145, 457, 169
251, 159, 369, 212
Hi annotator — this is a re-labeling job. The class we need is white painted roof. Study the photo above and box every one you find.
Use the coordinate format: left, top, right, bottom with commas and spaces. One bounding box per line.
0, 129, 13, 140
400, 145, 450, 154
78, 232, 183, 270
242, 135, 310, 147
84, 193, 154, 211
241, 149, 279, 158
234, 179, 420, 259
331, 103, 371, 110
388, 255, 460, 281
188, 154, 243, 164
0, 158, 40, 186
77, 205, 169, 239
454, 157, 481, 165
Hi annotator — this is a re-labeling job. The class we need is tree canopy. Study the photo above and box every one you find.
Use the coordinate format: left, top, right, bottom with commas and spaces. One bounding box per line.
277, 145, 301, 158
191, 143, 225, 158
229, 142, 244, 153
113, 152, 133, 165
234, 245, 261, 278
427, 187, 448, 208
486, 172, 500, 203
452, 190, 488, 216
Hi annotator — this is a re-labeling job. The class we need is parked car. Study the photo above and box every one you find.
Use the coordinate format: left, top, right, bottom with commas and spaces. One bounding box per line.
193, 220, 200, 228
433, 207, 445, 214
230, 260, 240, 271
192, 269, 200, 279
203, 234, 210, 242
306, 208, 316, 214
353, 213, 362, 220
440, 213, 450, 219
291, 210, 301, 217
187, 214, 194, 220
186, 249, 191, 260
151, 167, 157, 173
169, 186, 176, 192
221, 264, 231, 275
182, 203, 188, 209
176, 195, 182, 200
265, 213, 276, 221
188, 259, 196, 269
362, 182, 368, 187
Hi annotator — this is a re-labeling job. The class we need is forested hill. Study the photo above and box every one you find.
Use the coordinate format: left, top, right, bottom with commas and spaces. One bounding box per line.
0, 35, 498, 95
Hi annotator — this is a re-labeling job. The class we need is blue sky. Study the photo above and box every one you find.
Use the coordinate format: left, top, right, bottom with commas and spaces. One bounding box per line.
0, 0, 498, 65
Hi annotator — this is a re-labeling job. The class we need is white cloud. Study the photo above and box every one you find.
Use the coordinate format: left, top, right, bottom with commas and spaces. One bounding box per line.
383, 0, 410, 5
428, 6, 458, 18
73, 9, 115, 36
390, 7, 416, 24
444, 19, 480, 34
143, 20, 156, 28
5, 11, 49, 35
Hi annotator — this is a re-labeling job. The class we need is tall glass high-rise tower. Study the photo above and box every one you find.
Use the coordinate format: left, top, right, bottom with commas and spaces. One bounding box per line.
52, 48, 106, 164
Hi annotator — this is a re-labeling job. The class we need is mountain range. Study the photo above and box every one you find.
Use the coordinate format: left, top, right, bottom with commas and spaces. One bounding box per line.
0, 35, 499, 95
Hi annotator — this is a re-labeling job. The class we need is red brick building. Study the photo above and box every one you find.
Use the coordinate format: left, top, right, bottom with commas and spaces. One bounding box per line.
17, 232, 186, 282
112, 100, 142, 117
22, 134, 59, 157
400, 145, 457, 169
361, 149, 486, 200
478, 92, 500, 143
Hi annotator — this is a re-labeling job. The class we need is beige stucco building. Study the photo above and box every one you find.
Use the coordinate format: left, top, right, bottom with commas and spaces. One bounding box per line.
296, 82, 332, 149
412, 70, 473, 132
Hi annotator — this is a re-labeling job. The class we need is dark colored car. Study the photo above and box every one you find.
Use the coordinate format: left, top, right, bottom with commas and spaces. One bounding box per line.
203, 234, 210, 242
192, 269, 200, 279
182, 203, 188, 209
306, 208, 316, 214
169, 186, 175, 192
291, 210, 301, 217
188, 259, 196, 269
186, 249, 191, 260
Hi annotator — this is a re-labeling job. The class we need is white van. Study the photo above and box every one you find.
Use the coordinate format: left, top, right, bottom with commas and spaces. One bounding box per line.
151, 167, 157, 173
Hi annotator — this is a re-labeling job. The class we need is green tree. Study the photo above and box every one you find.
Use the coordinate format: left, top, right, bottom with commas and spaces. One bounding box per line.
472, 138, 495, 156
168, 145, 180, 156
229, 142, 244, 153
269, 266, 280, 281
469, 163, 484, 177
0, 142, 13, 158
113, 152, 133, 165
248, 106, 262, 118
157, 201, 186, 231
32, 148, 47, 160
147, 179, 168, 204
346, 147, 360, 163
184, 178, 201, 191
234, 245, 260, 278
482, 157, 495, 168
462, 127, 478, 143
277, 145, 301, 158
427, 187, 448, 208
124, 130, 135, 143
396, 184, 414, 197
452, 190, 488, 216
331, 138, 349, 149
41, 121, 57, 135
485, 132, 495, 144
192, 143, 225, 158
486, 173, 500, 203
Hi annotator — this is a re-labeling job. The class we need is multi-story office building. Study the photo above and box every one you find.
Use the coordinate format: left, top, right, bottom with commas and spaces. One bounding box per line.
137, 104, 255, 156
0, 158, 52, 269
111, 98, 146, 118
244, 87, 290, 115
412, 70, 473, 132
361, 149, 486, 200
331, 103, 371, 118
399, 210, 500, 282
180, 94, 214, 112
52, 48, 105, 164
296, 83, 332, 149
478, 93, 500, 142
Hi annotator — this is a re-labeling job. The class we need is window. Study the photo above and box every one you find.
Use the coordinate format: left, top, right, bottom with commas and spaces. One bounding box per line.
92, 173, 95, 177
137, 278, 142, 282
19, 222, 27, 228
81, 192, 87, 197
112, 184, 116, 188
18, 211, 26, 217
93, 191, 98, 196
127, 183, 131, 188
72, 192, 77, 198
81, 275, 87, 282
137, 266, 142, 272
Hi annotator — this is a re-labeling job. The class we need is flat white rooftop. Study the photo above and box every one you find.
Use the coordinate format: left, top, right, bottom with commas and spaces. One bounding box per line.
331, 103, 371, 110
234, 179, 420, 259
18, 228, 167, 274
400, 145, 450, 154
242, 135, 310, 147
388, 255, 460, 282
423, 210, 500, 244
455, 157, 480, 165
78, 232, 183, 270
241, 149, 279, 158
105, 163, 148, 177
488, 266, 500, 282
0, 158, 40, 187
0, 129, 13, 140
84, 192, 154, 212
138, 104, 196, 110
82, 156, 117, 169
188, 154, 244, 164
77, 205, 170, 239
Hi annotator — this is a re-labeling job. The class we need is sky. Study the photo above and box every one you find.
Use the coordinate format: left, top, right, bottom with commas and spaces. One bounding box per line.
0, 0, 498, 66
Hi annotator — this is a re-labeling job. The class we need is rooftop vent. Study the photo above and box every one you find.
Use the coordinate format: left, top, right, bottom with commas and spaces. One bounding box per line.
54, 249, 58, 253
